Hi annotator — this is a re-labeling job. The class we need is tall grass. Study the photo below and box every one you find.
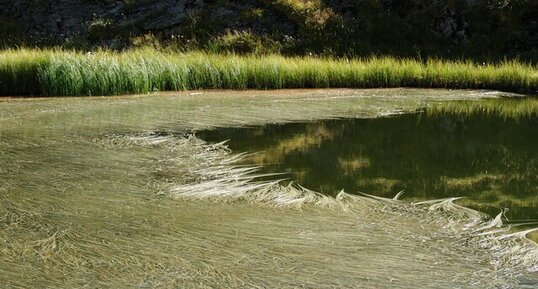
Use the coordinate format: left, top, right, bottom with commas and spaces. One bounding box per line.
0, 49, 51, 95
1, 48, 537, 96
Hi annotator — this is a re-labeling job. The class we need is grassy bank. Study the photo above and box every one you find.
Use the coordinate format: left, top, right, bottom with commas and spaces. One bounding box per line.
1, 49, 537, 96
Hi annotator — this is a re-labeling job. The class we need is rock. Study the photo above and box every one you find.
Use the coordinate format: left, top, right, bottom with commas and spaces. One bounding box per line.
0, 0, 194, 42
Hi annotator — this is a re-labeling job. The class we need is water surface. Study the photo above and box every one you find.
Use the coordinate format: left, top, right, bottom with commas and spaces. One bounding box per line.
1, 89, 536, 288
199, 113, 538, 221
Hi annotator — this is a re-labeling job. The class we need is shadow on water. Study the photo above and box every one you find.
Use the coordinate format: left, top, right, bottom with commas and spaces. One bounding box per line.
198, 112, 538, 221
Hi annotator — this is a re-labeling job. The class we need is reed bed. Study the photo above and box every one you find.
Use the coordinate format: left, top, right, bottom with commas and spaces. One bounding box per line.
0, 49, 51, 95
1, 48, 537, 96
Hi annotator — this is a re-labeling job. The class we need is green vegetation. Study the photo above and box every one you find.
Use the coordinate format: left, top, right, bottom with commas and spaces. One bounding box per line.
170, 0, 538, 61
0, 49, 50, 96
1, 49, 537, 96
2, 1, 537, 62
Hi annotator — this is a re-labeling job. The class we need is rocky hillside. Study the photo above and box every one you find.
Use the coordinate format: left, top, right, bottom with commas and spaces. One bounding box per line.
1, 0, 537, 60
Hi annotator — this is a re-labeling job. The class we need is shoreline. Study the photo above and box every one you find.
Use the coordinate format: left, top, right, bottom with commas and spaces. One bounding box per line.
0, 87, 525, 100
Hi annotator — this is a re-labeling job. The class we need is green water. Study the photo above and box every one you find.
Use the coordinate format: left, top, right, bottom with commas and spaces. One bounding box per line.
0, 89, 536, 288
199, 113, 538, 222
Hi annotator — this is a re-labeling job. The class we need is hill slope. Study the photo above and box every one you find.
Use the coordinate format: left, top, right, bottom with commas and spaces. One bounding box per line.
1, 0, 537, 60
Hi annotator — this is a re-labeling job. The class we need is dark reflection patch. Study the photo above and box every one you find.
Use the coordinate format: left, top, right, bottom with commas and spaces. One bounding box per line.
199, 113, 538, 221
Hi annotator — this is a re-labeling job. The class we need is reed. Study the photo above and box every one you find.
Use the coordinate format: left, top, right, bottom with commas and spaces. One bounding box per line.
0, 49, 51, 95
1, 48, 537, 96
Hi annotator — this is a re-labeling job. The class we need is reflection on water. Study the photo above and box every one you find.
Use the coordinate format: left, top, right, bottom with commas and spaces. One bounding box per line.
199, 113, 538, 221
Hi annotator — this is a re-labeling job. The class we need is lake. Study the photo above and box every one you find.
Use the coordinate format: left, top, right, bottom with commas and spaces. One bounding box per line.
1, 89, 536, 288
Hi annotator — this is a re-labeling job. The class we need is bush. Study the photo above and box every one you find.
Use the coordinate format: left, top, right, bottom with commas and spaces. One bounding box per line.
207, 30, 282, 54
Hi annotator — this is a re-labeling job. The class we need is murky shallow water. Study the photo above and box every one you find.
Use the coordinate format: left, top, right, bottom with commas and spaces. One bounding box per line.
1, 89, 537, 288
